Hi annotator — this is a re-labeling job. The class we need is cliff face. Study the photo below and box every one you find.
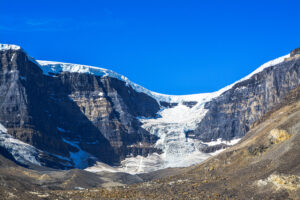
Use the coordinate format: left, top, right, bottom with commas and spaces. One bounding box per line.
84, 86, 300, 200
1, 45, 300, 171
0, 48, 160, 168
193, 53, 300, 141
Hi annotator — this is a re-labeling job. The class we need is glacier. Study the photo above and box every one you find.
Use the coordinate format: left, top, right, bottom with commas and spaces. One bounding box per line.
35, 54, 288, 174
0, 44, 291, 174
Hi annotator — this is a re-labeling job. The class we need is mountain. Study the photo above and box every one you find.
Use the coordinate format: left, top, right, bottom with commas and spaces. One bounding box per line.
0, 44, 300, 174
1, 67, 299, 200
57, 84, 300, 200
0, 44, 160, 169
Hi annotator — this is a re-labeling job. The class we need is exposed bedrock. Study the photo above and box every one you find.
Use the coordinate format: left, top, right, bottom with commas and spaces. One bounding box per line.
194, 51, 300, 141
1, 46, 300, 170
0, 48, 160, 167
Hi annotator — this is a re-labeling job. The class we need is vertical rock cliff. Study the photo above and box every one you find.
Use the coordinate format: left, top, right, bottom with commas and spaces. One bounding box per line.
193, 50, 300, 141
0, 46, 161, 168
1, 44, 300, 173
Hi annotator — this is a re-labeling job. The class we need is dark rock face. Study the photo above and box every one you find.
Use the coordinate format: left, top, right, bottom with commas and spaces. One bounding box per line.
0, 49, 161, 168
51, 73, 161, 162
290, 47, 300, 57
182, 101, 198, 108
159, 101, 178, 108
1, 46, 300, 171
194, 56, 300, 141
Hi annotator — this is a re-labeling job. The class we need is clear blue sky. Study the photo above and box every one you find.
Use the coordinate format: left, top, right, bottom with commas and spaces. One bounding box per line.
1, 0, 299, 95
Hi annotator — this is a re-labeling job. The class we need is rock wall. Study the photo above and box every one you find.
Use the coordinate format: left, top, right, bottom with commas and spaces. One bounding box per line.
194, 53, 300, 141
0, 48, 161, 167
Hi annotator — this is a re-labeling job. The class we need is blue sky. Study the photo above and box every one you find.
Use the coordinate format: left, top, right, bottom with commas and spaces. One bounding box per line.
1, 0, 299, 94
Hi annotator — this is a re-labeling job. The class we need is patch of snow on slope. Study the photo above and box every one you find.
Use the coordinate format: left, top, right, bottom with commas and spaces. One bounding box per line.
203, 138, 241, 146
0, 123, 7, 133
0, 123, 40, 165
85, 161, 119, 173
62, 138, 91, 169
0, 123, 73, 167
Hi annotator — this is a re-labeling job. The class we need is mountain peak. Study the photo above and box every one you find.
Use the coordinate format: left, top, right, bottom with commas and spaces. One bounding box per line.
0, 44, 21, 51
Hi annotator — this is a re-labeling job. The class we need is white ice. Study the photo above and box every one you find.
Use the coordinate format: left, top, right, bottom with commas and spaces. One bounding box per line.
0, 123, 41, 165
62, 138, 91, 168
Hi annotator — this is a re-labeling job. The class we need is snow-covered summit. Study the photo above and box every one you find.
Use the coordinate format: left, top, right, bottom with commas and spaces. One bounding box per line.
37, 53, 290, 104
37, 60, 208, 103
0, 44, 21, 51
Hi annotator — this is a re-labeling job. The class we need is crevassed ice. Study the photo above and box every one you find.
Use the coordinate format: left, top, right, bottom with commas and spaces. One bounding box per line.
116, 101, 222, 173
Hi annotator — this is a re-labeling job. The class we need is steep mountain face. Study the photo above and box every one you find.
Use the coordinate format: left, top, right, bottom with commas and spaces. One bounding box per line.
0, 46, 160, 168
76, 85, 300, 200
1, 77, 300, 200
0, 44, 300, 174
112, 51, 300, 173
193, 53, 300, 141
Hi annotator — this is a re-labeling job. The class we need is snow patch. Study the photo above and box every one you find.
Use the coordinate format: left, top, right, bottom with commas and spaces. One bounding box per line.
62, 138, 91, 168
203, 138, 241, 146
0, 123, 73, 167
0, 123, 7, 133
0, 123, 40, 165
57, 127, 69, 133
85, 161, 119, 173
0, 44, 21, 51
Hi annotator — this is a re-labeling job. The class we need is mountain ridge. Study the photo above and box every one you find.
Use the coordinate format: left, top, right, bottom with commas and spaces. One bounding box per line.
0, 43, 299, 174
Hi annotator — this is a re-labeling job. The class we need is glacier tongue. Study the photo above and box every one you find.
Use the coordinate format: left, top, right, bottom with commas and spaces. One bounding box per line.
117, 98, 216, 173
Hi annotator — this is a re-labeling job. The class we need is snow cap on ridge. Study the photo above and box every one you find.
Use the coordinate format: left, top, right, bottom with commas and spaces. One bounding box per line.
37, 53, 290, 104
0, 43, 290, 104
0, 44, 22, 51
